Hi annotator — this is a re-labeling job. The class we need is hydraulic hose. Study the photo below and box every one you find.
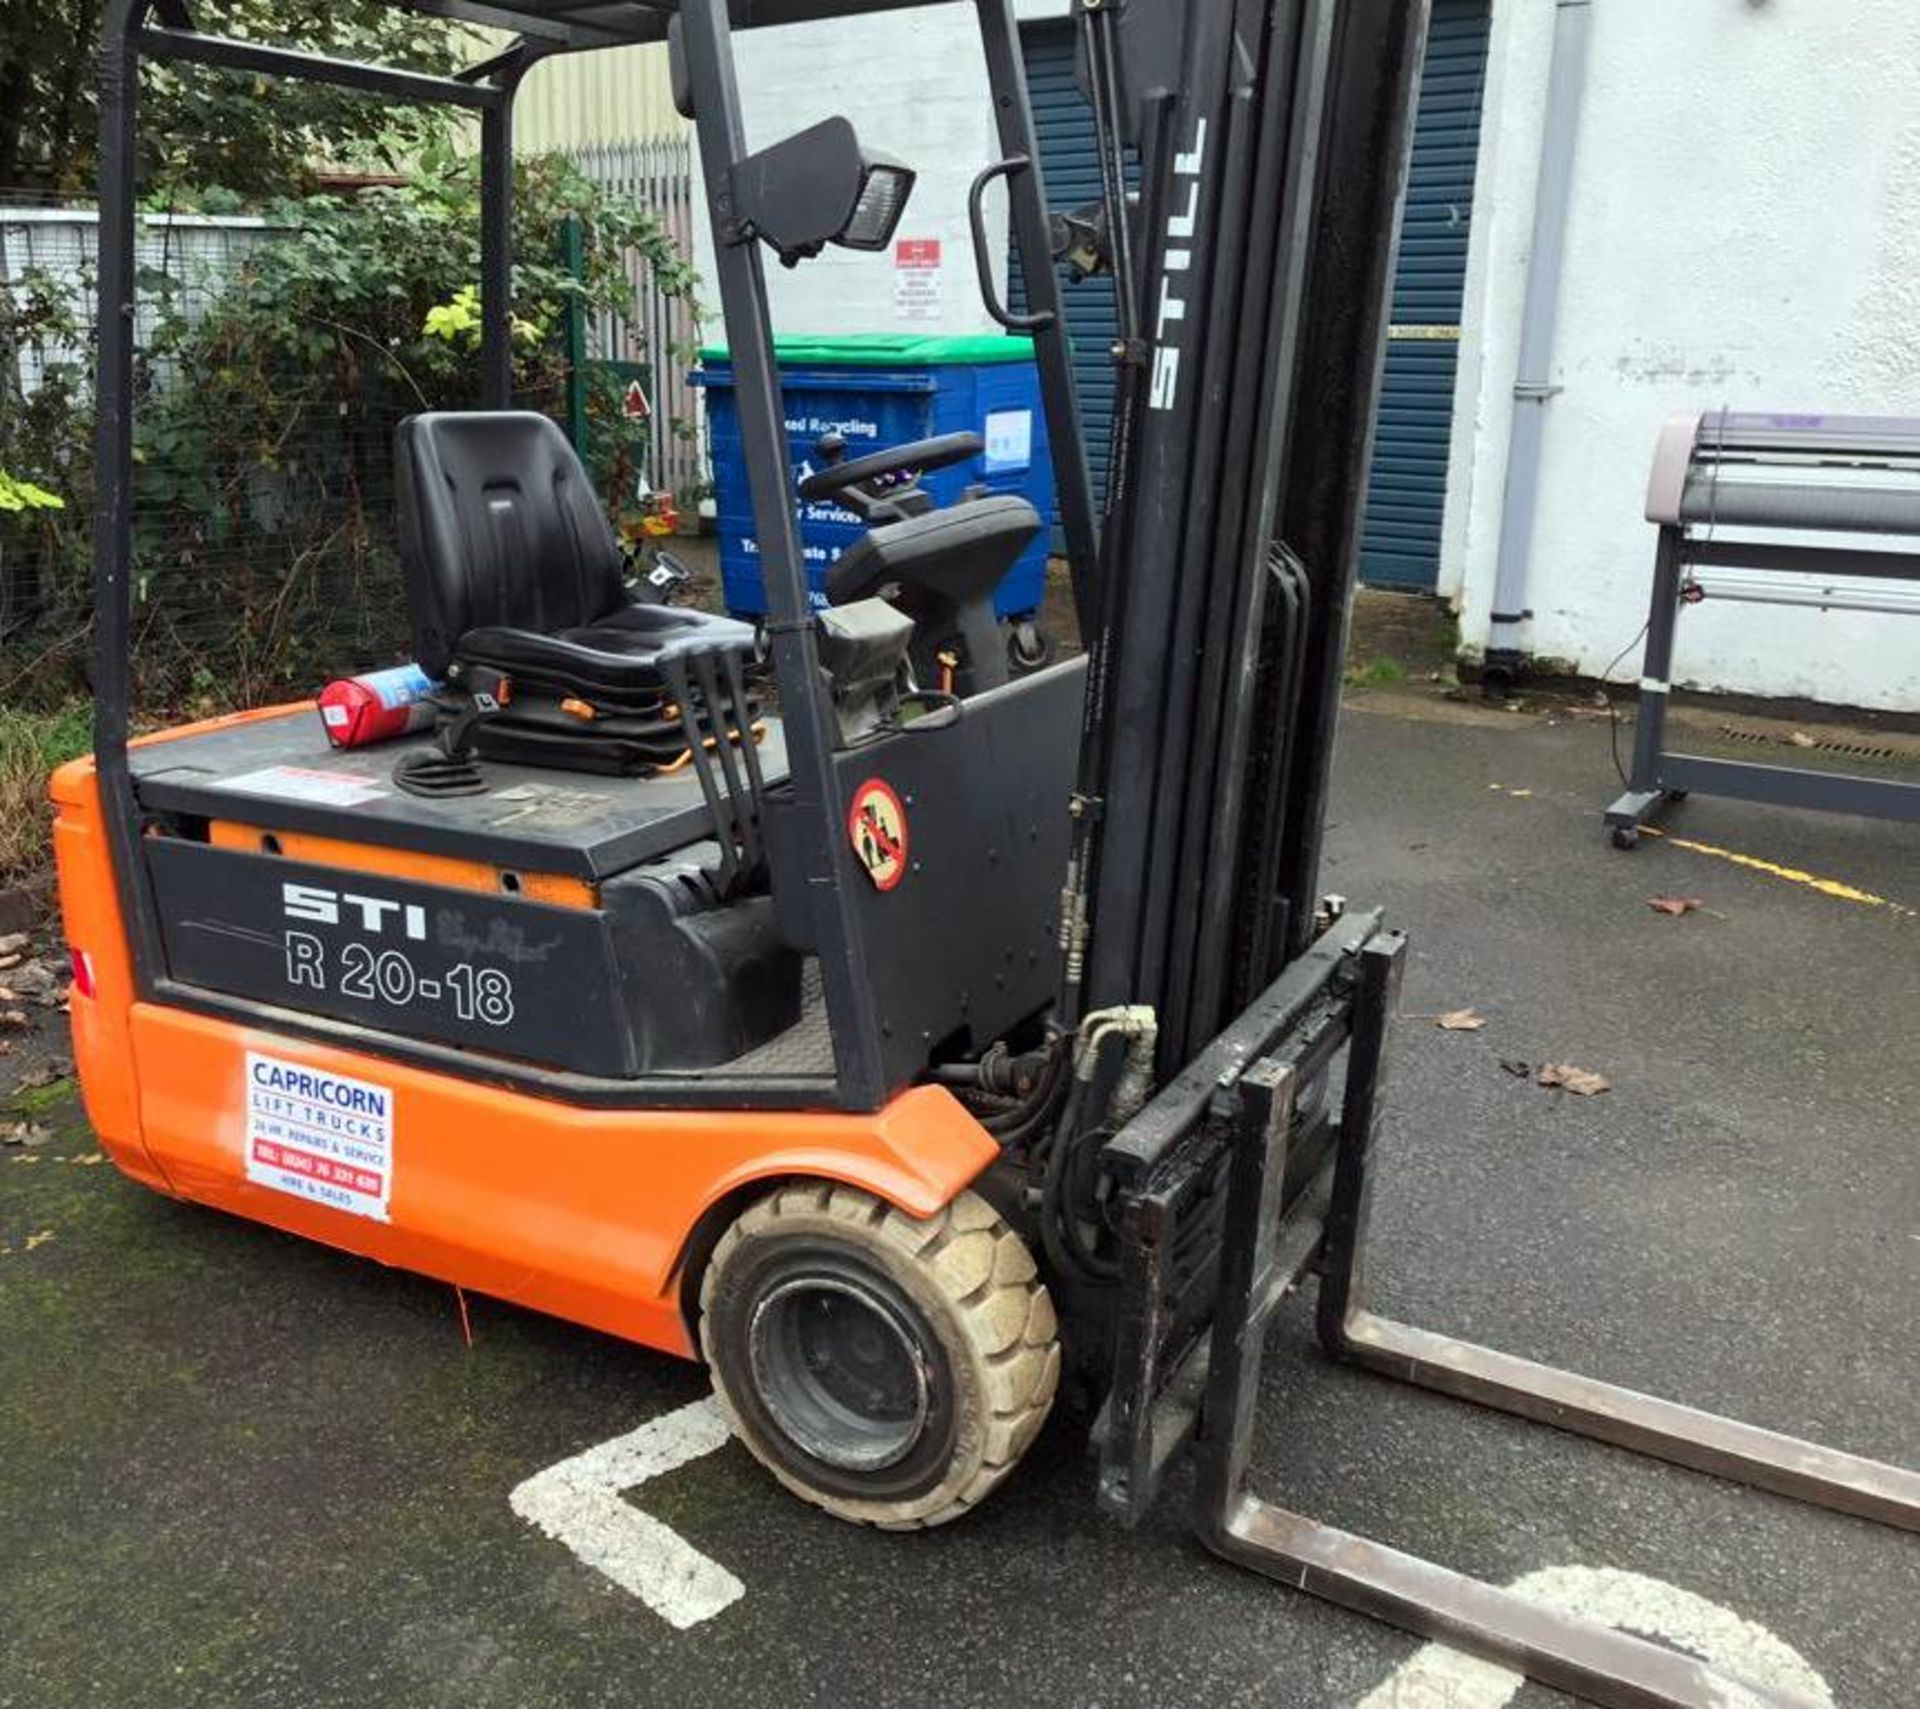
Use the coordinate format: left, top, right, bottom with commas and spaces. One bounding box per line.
1040, 1006, 1158, 1284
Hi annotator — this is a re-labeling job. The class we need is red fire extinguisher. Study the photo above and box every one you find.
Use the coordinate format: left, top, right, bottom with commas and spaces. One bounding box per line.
316, 664, 440, 749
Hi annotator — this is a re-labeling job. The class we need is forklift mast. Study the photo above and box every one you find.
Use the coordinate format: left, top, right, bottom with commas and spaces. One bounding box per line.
1063, 0, 1428, 1067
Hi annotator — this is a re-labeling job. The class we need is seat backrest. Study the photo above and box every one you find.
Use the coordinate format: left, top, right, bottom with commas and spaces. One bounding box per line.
395, 411, 625, 676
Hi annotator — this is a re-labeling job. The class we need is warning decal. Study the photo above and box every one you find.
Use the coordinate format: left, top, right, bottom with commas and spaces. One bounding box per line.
848, 778, 909, 892
245, 1051, 394, 1222
224, 765, 386, 808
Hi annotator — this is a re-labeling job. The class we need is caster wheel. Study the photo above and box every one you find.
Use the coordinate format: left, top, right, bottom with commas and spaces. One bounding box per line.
700, 1184, 1059, 1529
1611, 825, 1639, 851
1007, 619, 1054, 675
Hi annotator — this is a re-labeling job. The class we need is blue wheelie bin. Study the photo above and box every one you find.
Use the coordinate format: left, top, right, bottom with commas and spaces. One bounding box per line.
695, 333, 1055, 636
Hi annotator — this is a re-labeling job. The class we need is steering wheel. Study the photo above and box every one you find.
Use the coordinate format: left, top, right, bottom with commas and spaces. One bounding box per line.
798, 430, 982, 501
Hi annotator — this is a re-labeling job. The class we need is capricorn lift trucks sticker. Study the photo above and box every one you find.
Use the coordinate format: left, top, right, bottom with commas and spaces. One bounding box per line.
848, 778, 909, 892
244, 1051, 395, 1221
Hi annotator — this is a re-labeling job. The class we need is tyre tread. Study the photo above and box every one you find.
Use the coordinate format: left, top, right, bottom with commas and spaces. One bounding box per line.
698, 1184, 1058, 1530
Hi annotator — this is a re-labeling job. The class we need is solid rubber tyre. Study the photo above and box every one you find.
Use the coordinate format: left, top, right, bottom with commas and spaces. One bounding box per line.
699, 1183, 1060, 1529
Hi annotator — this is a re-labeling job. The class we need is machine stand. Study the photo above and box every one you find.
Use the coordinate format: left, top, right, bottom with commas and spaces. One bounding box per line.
1606, 411, 1920, 849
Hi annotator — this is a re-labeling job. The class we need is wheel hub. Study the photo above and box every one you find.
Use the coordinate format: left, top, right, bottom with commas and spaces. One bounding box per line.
747, 1273, 932, 1472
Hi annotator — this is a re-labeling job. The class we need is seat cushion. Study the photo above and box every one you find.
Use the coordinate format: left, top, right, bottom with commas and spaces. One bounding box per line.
458, 604, 757, 708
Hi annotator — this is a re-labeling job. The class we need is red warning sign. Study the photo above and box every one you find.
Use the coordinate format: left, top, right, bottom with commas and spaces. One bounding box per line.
623, 378, 651, 420
848, 778, 909, 892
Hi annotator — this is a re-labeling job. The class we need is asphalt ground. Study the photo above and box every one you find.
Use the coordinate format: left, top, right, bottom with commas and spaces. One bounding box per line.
2, 687, 1915, 1708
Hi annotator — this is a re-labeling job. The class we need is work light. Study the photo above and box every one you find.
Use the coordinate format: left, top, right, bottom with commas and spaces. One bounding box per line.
728, 117, 916, 266
837, 153, 915, 252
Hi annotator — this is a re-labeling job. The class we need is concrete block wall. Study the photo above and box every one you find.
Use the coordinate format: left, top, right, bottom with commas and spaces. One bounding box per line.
1446, 0, 1920, 711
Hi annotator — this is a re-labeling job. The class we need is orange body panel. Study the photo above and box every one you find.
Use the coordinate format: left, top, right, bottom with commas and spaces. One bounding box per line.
50, 740, 998, 1359
205, 821, 598, 908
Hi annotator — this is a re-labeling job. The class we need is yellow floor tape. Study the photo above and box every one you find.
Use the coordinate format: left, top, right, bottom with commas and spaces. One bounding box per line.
1641, 826, 1914, 916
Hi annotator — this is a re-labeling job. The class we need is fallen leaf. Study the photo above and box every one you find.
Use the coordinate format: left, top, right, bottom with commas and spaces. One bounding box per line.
1647, 896, 1703, 917
8, 962, 66, 1007
1499, 1058, 1532, 1079
1435, 1009, 1487, 1031
2, 1121, 51, 1148
1538, 1063, 1611, 1096
13, 1057, 73, 1093
0, 933, 29, 957
23, 1229, 54, 1252
1787, 731, 1816, 749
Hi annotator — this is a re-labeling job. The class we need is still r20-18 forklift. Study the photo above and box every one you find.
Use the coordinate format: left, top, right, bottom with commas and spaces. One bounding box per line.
62, 3, 1916, 1704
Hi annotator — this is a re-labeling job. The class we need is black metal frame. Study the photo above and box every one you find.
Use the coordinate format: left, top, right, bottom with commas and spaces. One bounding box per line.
1063, 0, 1434, 1068
88, 0, 1095, 1114
1100, 914, 1920, 1709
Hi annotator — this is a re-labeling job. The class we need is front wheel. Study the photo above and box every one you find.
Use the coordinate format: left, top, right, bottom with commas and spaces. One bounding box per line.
699, 1184, 1059, 1528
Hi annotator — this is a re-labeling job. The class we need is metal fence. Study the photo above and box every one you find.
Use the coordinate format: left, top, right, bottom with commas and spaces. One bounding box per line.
570, 138, 707, 502
0, 199, 341, 704
0, 157, 703, 710
0, 202, 277, 389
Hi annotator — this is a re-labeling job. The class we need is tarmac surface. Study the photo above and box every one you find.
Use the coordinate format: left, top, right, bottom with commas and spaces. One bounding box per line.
2, 686, 1915, 1708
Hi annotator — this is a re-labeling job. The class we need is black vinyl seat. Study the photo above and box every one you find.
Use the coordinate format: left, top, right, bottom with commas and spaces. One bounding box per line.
395, 410, 751, 711
459, 605, 749, 710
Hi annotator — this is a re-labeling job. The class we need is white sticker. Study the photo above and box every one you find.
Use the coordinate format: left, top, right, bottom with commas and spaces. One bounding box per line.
893, 236, 943, 322
983, 408, 1033, 474
224, 765, 387, 807
244, 1051, 395, 1221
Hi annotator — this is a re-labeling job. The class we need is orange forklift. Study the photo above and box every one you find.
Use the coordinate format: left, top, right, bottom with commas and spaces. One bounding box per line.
60, 3, 1914, 1704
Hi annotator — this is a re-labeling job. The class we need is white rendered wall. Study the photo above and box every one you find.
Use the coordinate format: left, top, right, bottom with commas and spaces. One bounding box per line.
1446, 0, 1920, 711
688, 4, 1009, 340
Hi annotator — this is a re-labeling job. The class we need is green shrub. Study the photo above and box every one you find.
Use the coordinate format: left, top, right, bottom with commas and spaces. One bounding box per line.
0, 703, 92, 880
0, 149, 697, 711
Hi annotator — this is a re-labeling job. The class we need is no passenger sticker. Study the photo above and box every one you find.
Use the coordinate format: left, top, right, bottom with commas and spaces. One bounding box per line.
244, 1051, 395, 1221
848, 778, 909, 892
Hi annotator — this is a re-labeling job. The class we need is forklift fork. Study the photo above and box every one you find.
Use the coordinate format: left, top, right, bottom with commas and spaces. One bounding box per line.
1103, 925, 1919, 1709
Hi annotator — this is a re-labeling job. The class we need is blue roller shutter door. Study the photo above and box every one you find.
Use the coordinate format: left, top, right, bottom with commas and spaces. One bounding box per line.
1011, 22, 1123, 518
1360, 0, 1492, 590
1015, 7, 1490, 577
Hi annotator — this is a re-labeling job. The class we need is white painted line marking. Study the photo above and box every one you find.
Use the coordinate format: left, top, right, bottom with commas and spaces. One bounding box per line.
510, 1393, 744, 1631
1356, 1564, 1835, 1708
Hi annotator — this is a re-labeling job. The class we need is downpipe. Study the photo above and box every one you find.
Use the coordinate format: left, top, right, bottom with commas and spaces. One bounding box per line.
1483, 0, 1593, 699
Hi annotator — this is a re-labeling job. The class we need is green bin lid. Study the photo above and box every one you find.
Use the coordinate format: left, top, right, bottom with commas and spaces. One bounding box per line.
697, 332, 1035, 367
